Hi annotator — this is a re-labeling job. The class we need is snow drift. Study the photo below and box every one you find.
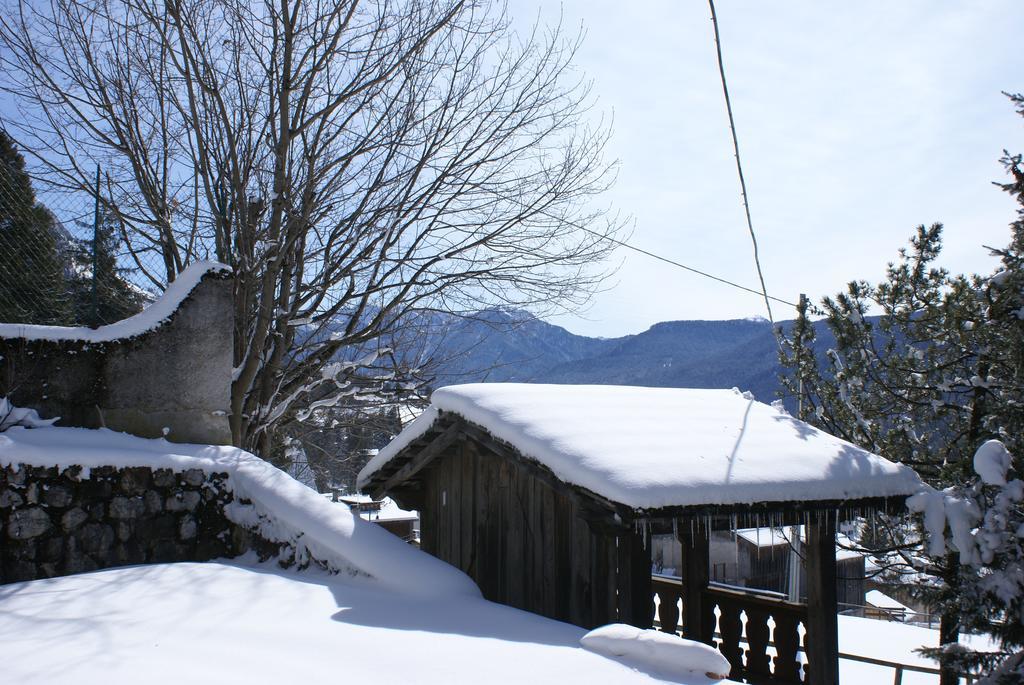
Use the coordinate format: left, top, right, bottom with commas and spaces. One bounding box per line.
0, 425, 478, 598
580, 624, 731, 680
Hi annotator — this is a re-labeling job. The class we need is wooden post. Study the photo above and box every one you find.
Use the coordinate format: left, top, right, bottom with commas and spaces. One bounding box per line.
616, 528, 653, 628
677, 518, 713, 644
806, 514, 839, 684
632, 529, 653, 629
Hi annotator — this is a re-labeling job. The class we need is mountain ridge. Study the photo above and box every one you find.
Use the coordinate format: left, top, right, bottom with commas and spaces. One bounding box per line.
428, 309, 834, 406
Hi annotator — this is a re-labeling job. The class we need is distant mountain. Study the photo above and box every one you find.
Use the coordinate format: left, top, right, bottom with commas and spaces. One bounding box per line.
428, 308, 621, 383
428, 309, 836, 406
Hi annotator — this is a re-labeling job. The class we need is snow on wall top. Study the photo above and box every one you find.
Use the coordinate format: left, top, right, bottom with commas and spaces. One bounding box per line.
0, 425, 478, 598
358, 384, 925, 510
0, 261, 230, 343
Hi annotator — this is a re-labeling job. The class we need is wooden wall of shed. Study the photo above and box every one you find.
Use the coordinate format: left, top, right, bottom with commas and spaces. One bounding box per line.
418, 439, 650, 630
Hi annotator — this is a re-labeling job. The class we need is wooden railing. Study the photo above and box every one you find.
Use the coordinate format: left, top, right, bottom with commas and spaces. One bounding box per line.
652, 575, 807, 683
652, 574, 684, 638
712, 583, 807, 682
652, 575, 978, 685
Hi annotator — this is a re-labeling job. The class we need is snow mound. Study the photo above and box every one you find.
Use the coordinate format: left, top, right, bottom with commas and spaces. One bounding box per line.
0, 426, 478, 598
0, 397, 58, 431
580, 624, 731, 680
0, 261, 229, 343
360, 384, 924, 509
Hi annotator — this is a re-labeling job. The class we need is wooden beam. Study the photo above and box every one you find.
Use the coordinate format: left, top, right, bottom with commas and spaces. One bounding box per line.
678, 518, 714, 644
387, 484, 424, 513
806, 514, 839, 685
378, 419, 464, 494
638, 496, 906, 529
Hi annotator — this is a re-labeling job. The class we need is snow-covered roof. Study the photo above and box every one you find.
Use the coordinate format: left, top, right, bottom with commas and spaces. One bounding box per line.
364, 497, 418, 522
336, 493, 375, 505
865, 590, 912, 612
332, 493, 419, 522
359, 384, 925, 511
0, 261, 229, 342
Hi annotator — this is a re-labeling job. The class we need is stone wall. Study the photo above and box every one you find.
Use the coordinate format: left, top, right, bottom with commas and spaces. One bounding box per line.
0, 267, 233, 445
0, 462, 276, 584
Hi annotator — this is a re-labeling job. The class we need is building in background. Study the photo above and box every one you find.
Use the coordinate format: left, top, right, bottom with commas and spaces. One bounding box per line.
653, 527, 866, 610
333, 493, 419, 545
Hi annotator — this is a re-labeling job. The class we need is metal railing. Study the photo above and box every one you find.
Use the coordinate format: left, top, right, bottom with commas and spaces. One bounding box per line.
838, 601, 939, 629
837, 651, 975, 685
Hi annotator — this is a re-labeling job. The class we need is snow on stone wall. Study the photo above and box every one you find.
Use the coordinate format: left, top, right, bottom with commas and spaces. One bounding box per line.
1, 426, 480, 596
0, 461, 326, 585
0, 263, 233, 445
1, 462, 238, 583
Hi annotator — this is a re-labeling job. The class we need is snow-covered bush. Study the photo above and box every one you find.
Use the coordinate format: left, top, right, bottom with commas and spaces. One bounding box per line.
909, 440, 1024, 675
0, 397, 57, 432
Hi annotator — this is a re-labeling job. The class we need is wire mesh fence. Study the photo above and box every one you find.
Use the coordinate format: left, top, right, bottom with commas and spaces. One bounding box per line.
0, 145, 167, 328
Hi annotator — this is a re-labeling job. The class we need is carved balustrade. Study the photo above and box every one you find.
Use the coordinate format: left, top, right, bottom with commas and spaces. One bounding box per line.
652, 576, 808, 684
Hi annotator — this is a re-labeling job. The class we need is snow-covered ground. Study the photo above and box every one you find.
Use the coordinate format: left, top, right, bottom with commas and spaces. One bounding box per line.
0, 423, 728, 683
0, 416, 986, 684
0, 559, 720, 685
0, 558, 992, 685
837, 614, 994, 684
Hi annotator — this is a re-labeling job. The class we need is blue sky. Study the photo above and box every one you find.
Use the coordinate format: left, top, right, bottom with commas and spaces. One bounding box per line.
513, 1, 1023, 337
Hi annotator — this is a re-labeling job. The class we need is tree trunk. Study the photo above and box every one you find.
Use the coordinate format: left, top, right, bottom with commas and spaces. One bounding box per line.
939, 555, 961, 685
939, 610, 960, 685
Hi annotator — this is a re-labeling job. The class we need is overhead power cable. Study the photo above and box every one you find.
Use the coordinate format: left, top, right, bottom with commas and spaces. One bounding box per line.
527, 203, 798, 308
575, 220, 798, 308
707, 0, 781, 328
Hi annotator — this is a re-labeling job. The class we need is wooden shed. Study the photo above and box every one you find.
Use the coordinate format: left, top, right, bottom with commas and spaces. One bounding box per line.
359, 384, 924, 684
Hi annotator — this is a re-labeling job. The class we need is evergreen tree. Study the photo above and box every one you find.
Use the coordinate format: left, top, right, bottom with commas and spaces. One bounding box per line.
986, 92, 1024, 462
780, 94, 1024, 683
906, 99, 1024, 678
68, 207, 145, 326
781, 225, 986, 682
0, 132, 70, 324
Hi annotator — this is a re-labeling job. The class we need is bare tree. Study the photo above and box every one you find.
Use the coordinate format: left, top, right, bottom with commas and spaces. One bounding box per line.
0, 0, 622, 454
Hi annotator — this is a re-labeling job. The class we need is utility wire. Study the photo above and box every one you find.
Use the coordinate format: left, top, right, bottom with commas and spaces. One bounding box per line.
707, 0, 781, 329
518, 197, 799, 308
565, 214, 798, 308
